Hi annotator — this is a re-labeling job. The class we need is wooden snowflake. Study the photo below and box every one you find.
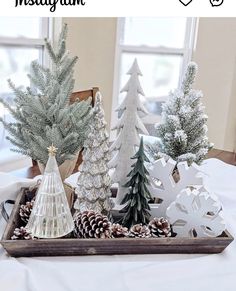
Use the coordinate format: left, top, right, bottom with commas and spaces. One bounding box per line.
166, 187, 225, 238
147, 158, 203, 217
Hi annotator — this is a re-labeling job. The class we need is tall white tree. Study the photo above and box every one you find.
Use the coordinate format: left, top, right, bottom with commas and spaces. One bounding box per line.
109, 59, 149, 204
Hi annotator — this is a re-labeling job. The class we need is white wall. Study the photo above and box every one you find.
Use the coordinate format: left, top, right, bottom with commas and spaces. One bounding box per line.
64, 17, 236, 152
193, 18, 236, 151
63, 17, 117, 128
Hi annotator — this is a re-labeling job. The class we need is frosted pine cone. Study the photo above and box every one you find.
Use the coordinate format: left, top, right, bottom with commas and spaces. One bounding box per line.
19, 201, 34, 224
129, 224, 151, 238
11, 227, 33, 240
110, 224, 128, 238
74, 211, 111, 239
148, 217, 172, 238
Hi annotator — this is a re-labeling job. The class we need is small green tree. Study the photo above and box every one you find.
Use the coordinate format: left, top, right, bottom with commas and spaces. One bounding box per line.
0, 24, 93, 166
121, 137, 151, 228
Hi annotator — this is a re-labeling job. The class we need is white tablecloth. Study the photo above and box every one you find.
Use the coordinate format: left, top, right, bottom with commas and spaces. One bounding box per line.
0, 159, 236, 291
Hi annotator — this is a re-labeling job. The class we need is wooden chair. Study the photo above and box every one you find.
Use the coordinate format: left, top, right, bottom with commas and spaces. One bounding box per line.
70, 87, 98, 105
32, 87, 99, 171
70, 87, 98, 171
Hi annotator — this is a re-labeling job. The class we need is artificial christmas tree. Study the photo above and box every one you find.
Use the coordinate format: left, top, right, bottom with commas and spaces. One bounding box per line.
26, 145, 74, 238
109, 59, 149, 204
0, 24, 92, 167
150, 62, 212, 165
74, 92, 112, 216
120, 137, 151, 228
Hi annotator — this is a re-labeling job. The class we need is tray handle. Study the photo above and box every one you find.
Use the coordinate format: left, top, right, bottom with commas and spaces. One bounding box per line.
0, 200, 15, 222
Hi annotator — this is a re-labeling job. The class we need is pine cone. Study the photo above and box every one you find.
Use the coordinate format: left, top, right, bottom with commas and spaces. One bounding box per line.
74, 211, 111, 239
110, 224, 128, 238
19, 201, 34, 224
148, 217, 172, 238
11, 227, 33, 240
129, 224, 151, 238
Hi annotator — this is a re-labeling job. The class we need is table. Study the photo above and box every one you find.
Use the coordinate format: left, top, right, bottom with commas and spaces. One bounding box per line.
1, 153, 236, 291
9, 149, 236, 179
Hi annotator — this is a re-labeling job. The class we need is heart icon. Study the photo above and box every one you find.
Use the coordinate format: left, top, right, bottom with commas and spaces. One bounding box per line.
179, 0, 193, 6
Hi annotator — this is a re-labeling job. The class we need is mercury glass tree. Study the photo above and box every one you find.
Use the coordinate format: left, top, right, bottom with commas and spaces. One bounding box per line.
74, 92, 113, 216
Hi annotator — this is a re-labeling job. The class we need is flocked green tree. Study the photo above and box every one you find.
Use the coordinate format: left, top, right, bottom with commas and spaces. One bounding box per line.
121, 137, 151, 229
150, 62, 212, 165
0, 24, 93, 166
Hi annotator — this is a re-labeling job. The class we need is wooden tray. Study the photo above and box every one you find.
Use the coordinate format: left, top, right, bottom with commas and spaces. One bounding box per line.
0, 188, 234, 257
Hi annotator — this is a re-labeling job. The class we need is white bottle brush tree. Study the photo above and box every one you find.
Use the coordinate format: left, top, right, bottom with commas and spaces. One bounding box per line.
150, 62, 212, 165
0, 24, 93, 167
74, 93, 113, 216
109, 59, 149, 204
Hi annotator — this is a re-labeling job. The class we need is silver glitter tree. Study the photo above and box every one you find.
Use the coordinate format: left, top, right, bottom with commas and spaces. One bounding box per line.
74, 92, 112, 216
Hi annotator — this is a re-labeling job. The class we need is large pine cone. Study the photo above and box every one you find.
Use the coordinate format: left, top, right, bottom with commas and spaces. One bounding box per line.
110, 224, 128, 238
74, 211, 111, 239
19, 201, 34, 224
129, 224, 151, 238
148, 217, 172, 238
11, 227, 33, 240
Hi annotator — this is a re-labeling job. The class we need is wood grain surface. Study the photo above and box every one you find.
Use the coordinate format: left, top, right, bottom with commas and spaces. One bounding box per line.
0, 189, 234, 257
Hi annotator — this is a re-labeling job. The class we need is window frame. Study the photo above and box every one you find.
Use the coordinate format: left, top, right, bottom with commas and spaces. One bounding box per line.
0, 18, 50, 66
0, 17, 51, 152
111, 17, 198, 129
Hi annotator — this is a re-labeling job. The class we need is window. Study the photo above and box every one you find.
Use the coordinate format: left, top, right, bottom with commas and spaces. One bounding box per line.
0, 17, 49, 171
112, 17, 197, 133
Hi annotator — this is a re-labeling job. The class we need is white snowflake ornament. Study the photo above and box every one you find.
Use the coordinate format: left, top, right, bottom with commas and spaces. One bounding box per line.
148, 158, 203, 217
166, 187, 226, 238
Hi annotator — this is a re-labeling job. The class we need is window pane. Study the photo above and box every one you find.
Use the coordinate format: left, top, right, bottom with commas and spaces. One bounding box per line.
0, 46, 41, 100
0, 46, 41, 149
123, 18, 187, 48
0, 17, 44, 39
120, 53, 183, 101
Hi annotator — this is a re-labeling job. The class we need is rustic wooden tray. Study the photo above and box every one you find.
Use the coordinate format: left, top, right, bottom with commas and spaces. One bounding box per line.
0, 188, 234, 257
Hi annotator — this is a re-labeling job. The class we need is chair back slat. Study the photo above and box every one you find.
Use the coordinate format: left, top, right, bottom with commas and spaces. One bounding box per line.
70, 87, 99, 105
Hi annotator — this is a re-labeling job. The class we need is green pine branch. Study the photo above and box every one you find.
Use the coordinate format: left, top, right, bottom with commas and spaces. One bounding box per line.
0, 23, 93, 166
